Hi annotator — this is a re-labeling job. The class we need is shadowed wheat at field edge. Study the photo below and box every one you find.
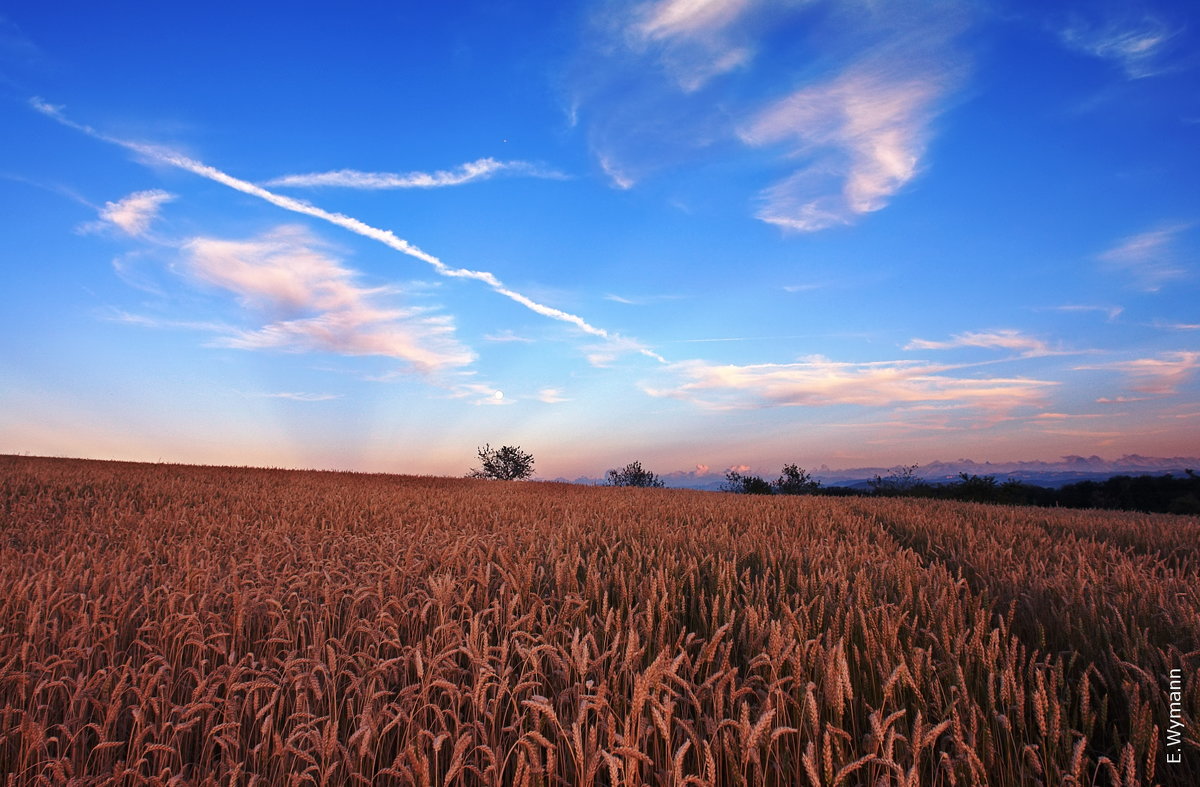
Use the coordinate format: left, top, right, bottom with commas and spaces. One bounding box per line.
0, 455, 1196, 785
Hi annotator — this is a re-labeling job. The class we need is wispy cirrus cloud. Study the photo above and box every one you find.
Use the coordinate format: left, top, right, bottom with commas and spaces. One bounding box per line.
637, 0, 752, 41
0, 172, 95, 207
102, 225, 476, 374
483, 329, 536, 343
630, 0, 757, 92
78, 189, 174, 237
536, 387, 570, 403
642, 355, 1053, 411
183, 225, 474, 372
1045, 304, 1124, 321
1036, 427, 1126, 441
577, 0, 970, 230
103, 308, 231, 334
265, 158, 565, 189
219, 312, 467, 370
1079, 351, 1200, 397
184, 226, 372, 316
571, 1, 760, 189
1099, 223, 1191, 291
604, 292, 684, 305
586, 335, 665, 367
0, 14, 41, 65
597, 154, 635, 190
250, 391, 342, 402
905, 329, 1059, 357
739, 36, 964, 232
1060, 15, 1180, 79
445, 381, 510, 406
1031, 411, 1114, 421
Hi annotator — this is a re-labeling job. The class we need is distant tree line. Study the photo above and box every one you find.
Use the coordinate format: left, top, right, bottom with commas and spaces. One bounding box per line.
723, 464, 849, 496
883, 469, 1200, 515
724, 462, 1200, 515
468, 446, 1200, 515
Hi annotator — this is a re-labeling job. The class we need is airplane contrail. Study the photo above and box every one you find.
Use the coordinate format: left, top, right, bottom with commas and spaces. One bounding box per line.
31, 98, 666, 364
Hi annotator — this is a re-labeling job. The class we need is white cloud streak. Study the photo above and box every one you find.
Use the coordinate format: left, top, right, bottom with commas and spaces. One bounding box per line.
265, 158, 565, 189
32, 99, 661, 365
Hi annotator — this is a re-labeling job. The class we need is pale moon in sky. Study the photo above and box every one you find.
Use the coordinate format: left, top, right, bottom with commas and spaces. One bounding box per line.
494, 390, 504, 400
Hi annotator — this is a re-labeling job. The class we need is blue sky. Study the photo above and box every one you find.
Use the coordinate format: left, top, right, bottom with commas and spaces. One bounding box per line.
1, 0, 1197, 478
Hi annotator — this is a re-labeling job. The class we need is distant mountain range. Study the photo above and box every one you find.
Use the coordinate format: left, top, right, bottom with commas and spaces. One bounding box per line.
560, 455, 1200, 491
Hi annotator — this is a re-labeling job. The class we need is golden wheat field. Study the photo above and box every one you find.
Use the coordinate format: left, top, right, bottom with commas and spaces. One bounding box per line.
0, 455, 1196, 786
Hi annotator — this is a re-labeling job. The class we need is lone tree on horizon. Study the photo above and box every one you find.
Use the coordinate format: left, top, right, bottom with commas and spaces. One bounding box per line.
774, 463, 821, 495
605, 460, 665, 488
467, 444, 534, 480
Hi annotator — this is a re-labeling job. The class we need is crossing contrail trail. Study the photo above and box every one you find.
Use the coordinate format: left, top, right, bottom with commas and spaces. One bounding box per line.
31, 98, 666, 364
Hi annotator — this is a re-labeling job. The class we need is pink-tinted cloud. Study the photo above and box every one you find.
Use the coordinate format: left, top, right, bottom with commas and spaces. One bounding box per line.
643, 355, 1053, 411
905, 329, 1058, 357
79, 189, 174, 237
637, 0, 752, 40
183, 226, 474, 372
631, 0, 757, 92
1081, 351, 1200, 396
536, 388, 570, 403
740, 63, 955, 232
